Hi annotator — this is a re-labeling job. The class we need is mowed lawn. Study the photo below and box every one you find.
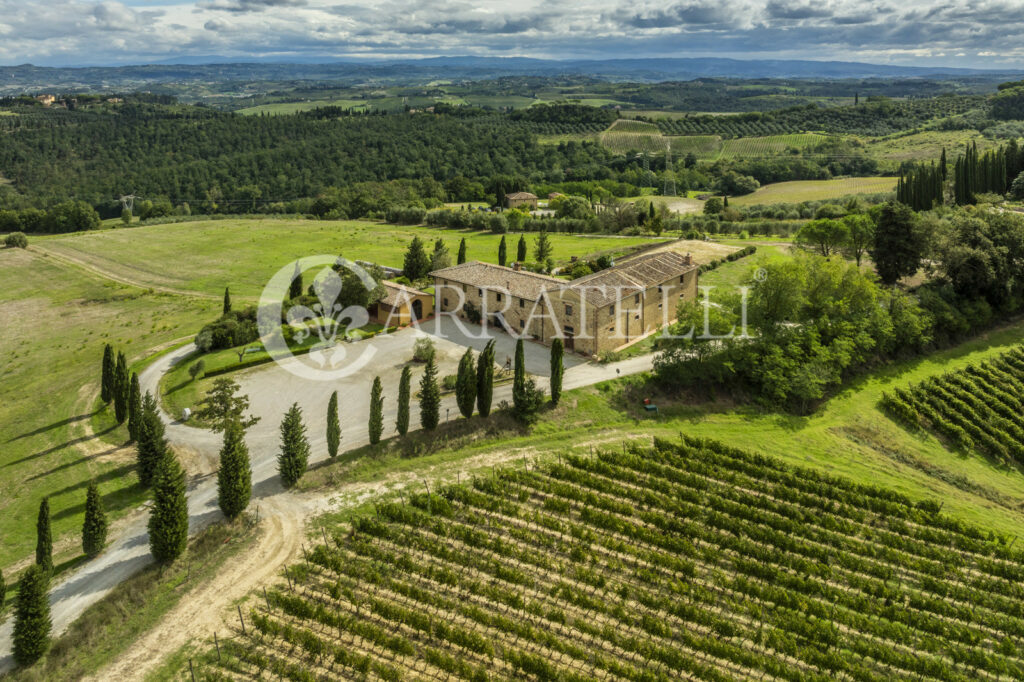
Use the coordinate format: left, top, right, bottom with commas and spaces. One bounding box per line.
35, 219, 667, 299
0, 247, 218, 574
730, 177, 897, 206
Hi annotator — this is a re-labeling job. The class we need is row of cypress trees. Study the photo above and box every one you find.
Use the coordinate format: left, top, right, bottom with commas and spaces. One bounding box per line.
15, 481, 110, 665
101, 344, 142, 439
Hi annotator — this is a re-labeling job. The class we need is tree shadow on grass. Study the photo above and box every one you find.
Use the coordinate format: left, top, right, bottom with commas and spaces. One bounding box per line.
5, 410, 100, 443
3, 423, 120, 469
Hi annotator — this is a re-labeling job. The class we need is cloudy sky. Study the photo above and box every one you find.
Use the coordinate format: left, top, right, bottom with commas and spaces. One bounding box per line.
1, 0, 1023, 68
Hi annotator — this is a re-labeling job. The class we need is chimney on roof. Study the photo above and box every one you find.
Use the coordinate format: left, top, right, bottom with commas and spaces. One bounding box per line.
684, 253, 693, 266
512, 262, 522, 271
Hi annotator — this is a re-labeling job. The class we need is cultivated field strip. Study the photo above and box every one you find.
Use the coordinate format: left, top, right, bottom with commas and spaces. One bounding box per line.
882, 346, 1024, 465
196, 437, 1024, 681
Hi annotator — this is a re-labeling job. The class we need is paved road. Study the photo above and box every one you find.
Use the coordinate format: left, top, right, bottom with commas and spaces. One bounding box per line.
0, 322, 655, 673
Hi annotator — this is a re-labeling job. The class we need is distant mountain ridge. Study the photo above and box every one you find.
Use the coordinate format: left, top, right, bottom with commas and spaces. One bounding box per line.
1, 56, 1021, 96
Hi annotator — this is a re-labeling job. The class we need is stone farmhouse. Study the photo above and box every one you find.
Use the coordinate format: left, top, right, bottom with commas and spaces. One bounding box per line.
505, 191, 538, 210
369, 281, 434, 327
431, 251, 699, 356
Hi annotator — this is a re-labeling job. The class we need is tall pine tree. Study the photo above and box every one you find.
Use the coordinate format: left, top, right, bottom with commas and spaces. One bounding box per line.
476, 340, 495, 417
278, 404, 310, 488
12, 564, 50, 666
326, 391, 340, 457
396, 365, 411, 435
223, 286, 232, 315
517, 235, 527, 263
136, 392, 169, 487
512, 339, 528, 414
148, 451, 188, 564
127, 372, 142, 443
101, 344, 114, 403
455, 348, 476, 419
457, 238, 467, 265
289, 262, 303, 300
82, 481, 108, 559
403, 237, 431, 280
113, 351, 129, 424
368, 377, 384, 445
217, 420, 251, 519
419, 356, 440, 430
498, 235, 507, 267
36, 498, 52, 572
550, 338, 564, 406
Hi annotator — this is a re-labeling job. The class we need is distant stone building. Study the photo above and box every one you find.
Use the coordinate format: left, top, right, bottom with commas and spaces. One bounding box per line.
35, 94, 55, 106
431, 251, 699, 356
505, 191, 538, 210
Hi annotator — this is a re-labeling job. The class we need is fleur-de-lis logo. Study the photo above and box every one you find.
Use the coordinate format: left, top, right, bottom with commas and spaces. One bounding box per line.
258, 256, 378, 381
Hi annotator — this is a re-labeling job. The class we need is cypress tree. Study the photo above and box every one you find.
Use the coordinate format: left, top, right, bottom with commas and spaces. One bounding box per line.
82, 482, 108, 558
289, 262, 303, 300
455, 348, 476, 419
217, 420, 251, 519
419, 356, 440, 430
498, 235, 507, 267
940, 148, 948, 180
12, 564, 50, 666
278, 403, 310, 488
148, 450, 188, 564
368, 377, 384, 445
113, 351, 129, 424
512, 338, 528, 414
476, 340, 495, 417
101, 344, 114, 403
223, 286, 232, 315
517, 235, 527, 263
457, 238, 467, 265
550, 338, 564, 406
396, 365, 411, 435
136, 392, 168, 487
127, 372, 142, 443
35, 498, 52, 572
326, 391, 340, 457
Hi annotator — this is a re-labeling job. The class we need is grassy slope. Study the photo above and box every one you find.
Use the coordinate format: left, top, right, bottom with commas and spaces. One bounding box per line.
0, 248, 216, 573
35, 220, 665, 299
730, 177, 898, 206
302, 317, 1024, 538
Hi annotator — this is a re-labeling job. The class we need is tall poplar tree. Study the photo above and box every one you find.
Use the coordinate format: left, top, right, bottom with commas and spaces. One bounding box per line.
368, 377, 384, 445
101, 344, 114, 403
35, 498, 52, 572
113, 351, 129, 424
476, 340, 495, 417
12, 564, 50, 666
550, 338, 564, 406
396, 365, 411, 435
148, 451, 188, 564
455, 348, 476, 419
127, 372, 142, 442
419, 357, 440, 430
217, 419, 251, 519
326, 391, 341, 457
82, 481, 108, 558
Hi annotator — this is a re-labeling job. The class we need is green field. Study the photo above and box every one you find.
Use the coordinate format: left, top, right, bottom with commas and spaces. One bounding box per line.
0, 247, 217, 573
598, 119, 668, 154
730, 176, 898, 206
718, 133, 829, 159
35, 219, 667, 299
861, 130, 997, 167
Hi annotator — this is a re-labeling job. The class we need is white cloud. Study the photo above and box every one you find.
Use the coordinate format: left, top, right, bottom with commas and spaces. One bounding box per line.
0, 0, 1021, 68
